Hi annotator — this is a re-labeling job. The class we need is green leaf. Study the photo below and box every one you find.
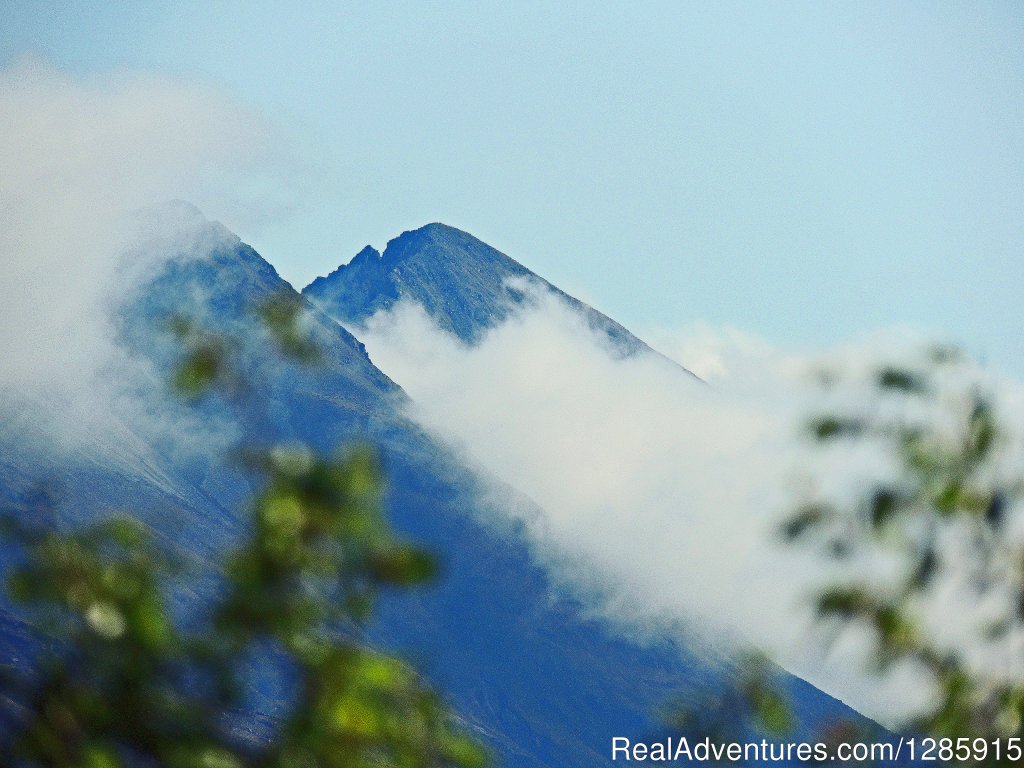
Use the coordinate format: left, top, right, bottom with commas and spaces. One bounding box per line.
780, 503, 830, 540
807, 416, 864, 441
869, 488, 901, 528
876, 367, 925, 393
750, 686, 793, 736
816, 586, 870, 619
369, 545, 438, 585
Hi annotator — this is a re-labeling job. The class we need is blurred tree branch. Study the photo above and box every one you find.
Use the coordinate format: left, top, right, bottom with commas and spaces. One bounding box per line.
0, 291, 486, 768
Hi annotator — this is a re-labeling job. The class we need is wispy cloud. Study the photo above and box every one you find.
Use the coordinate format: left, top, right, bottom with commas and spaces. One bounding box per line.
0, 58, 282, 459
351, 283, 1024, 725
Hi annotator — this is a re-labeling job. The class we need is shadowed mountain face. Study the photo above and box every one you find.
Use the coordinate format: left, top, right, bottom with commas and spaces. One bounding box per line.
0, 209, 868, 765
305, 223, 697, 376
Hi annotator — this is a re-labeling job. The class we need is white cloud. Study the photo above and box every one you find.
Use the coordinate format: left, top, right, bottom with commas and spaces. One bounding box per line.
642, 322, 785, 384
0, 58, 282, 458
351, 284, 1024, 727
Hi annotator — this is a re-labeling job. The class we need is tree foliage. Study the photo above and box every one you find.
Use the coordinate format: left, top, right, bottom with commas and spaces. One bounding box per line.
782, 345, 1024, 761
0, 294, 486, 768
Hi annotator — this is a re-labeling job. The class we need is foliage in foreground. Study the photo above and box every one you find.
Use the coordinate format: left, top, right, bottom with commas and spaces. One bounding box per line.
775, 345, 1024, 765
0, 293, 486, 768
670, 345, 1024, 765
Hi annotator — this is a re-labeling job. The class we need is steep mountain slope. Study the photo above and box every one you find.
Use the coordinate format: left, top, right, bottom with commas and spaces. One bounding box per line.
1, 208, 869, 765
305, 223, 697, 377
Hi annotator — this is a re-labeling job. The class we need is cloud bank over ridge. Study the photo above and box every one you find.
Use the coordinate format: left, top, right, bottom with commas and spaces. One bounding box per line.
351, 283, 1024, 725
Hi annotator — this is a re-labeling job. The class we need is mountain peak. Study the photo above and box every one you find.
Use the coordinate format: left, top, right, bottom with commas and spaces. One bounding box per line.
396, 221, 468, 239
129, 200, 247, 268
380, 223, 493, 265
352, 244, 381, 262
132, 199, 222, 235
304, 223, 534, 343
303, 225, 697, 377
400, 221, 460, 237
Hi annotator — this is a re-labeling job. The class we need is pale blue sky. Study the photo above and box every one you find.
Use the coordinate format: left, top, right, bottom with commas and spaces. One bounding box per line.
3, 2, 1022, 372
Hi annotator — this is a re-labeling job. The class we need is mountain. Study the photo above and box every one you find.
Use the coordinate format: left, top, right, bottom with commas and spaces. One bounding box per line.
0, 208, 872, 764
305, 223, 697, 378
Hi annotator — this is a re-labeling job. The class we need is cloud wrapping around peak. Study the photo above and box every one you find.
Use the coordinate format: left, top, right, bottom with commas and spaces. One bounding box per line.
352, 284, 1024, 726
0, 58, 280, 455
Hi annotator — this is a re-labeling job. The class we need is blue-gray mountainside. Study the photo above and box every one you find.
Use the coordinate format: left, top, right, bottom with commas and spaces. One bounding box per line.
304, 222, 698, 380
1, 206, 873, 766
